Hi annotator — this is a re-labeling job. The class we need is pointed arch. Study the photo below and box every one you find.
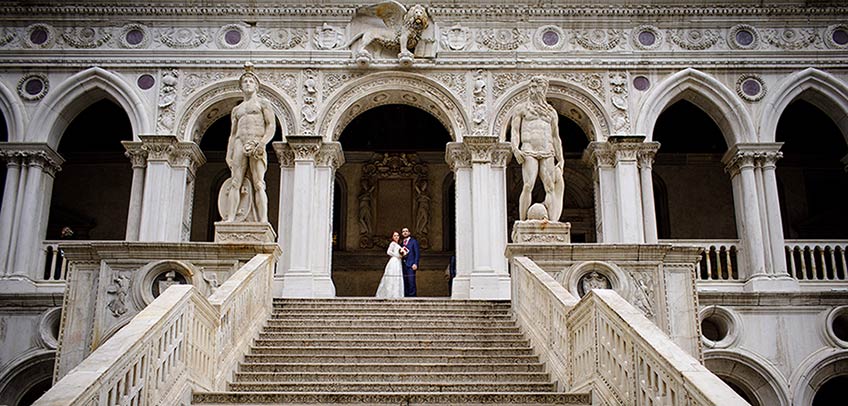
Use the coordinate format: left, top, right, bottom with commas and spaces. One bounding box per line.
0, 80, 25, 141
491, 78, 611, 142
176, 78, 297, 143
29, 67, 151, 147
317, 71, 468, 142
635, 68, 755, 146
760, 68, 848, 144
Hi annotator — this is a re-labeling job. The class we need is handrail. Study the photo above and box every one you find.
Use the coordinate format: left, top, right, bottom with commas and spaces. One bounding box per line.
784, 240, 848, 281
511, 256, 750, 405
660, 239, 740, 281
34, 253, 275, 406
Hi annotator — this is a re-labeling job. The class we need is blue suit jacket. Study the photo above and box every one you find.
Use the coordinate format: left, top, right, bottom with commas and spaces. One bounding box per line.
403, 237, 420, 269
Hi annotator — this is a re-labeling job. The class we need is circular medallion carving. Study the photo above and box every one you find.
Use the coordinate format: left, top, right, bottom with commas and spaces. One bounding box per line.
699, 305, 741, 349
729, 24, 759, 49
826, 306, 848, 348
119, 24, 150, 48
137, 74, 156, 90
534, 25, 564, 50
736, 74, 766, 102
633, 76, 650, 91
632, 25, 663, 50
577, 271, 611, 297
38, 307, 62, 350
18, 73, 49, 101
825, 24, 848, 49
217, 24, 247, 48
25, 23, 54, 48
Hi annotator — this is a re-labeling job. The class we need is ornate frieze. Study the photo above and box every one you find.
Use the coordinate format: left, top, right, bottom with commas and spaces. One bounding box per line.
762, 28, 819, 50
477, 28, 528, 51
668, 29, 720, 50
158, 27, 209, 49
313, 23, 345, 50
256, 27, 306, 50
572, 29, 623, 50
0, 28, 16, 47
432, 72, 466, 103
61, 26, 112, 49
440, 24, 471, 51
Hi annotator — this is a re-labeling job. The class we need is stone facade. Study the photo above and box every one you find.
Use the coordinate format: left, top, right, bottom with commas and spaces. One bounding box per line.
0, 1, 846, 405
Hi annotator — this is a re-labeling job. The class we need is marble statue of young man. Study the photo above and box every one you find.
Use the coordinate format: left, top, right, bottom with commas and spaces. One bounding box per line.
510, 76, 565, 222
222, 63, 276, 223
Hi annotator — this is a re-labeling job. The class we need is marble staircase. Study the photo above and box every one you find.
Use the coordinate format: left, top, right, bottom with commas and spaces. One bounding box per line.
192, 298, 591, 405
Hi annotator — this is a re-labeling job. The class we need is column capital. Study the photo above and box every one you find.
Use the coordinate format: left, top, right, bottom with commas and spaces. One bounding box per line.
0, 142, 64, 176
445, 142, 471, 171
446, 136, 512, 169
317, 141, 345, 169
273, 136, 326, 168
121, 141, 147, 168
584, 136, 658, 168
133, 135, 206, 176
723, 143, 783, 175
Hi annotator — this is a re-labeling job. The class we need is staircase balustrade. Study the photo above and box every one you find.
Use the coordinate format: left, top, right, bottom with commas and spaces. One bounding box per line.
41, 241, 68, 281
511, 256, 750, 405
660, 240, 740, 281
33, 253, 275, 406
784, 240, 848, 281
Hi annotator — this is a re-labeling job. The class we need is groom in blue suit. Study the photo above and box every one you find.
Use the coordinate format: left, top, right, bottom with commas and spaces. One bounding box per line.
401, 227, 420, 297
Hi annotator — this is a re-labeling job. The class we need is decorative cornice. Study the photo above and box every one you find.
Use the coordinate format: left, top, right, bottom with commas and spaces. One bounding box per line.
0, 142, 64, 175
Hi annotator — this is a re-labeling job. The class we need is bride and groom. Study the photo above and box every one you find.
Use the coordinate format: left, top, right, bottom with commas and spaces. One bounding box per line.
375, 227, 420, 298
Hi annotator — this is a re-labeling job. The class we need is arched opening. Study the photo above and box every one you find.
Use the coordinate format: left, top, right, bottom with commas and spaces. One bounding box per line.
721, 378, 760, 406
333, 104, 452, 297
47, 99, 133, 240
653, 100, 737, 239
776, 99, 848, 239
505, 109, 596, 242
704, 353, 787, 406
0, 353, 55, 406
814, 374, 848, 405
189, 106, 283, 241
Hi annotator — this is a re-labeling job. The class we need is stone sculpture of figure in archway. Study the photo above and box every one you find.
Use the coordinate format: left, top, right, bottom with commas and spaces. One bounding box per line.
510, 76, 565, 222
219, 63, 276, 224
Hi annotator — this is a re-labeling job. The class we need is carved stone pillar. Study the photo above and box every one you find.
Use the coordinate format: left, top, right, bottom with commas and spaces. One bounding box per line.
122, 143, 148, 241
724, 144, 798, 291
0, 143, 63, 278
127, 135, 205, 242
446, 136, 512, 300
638, 145, 660, 243
585, 136, 659, 243
274, 136, 344, 298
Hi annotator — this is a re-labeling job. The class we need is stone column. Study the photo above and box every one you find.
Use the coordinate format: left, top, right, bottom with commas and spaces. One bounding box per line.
122, 143, 148, 241
585, 137, 659, 243
0, 143, 63, 279
273, 136, 343, 298
131, 135, 205, 242
446, 142, 473, 298
757, 145, 791, 281
723, 145, 768, 284
447, 136, 511, 300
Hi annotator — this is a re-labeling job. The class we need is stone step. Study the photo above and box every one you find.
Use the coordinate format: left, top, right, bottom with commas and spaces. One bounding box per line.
274, 300, 512, 308
269, 312, 513, 320
239, 362, 546, 373
193, 391, 592, 405
247, 346, 535, 357
252, 338, 530, 348
227, 382, 558, 393
256, 332, 527, 341
242, 354, 541, 364
260, 325, 521, 334
233, 371, 551, 383
272, 308, 511, 316
265, 319, 517, 328
274, 298, 510, 305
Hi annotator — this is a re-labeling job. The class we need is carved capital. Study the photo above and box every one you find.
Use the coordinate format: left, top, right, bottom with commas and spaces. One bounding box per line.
491, 144, 513, 168
170, 142, 206, 176
584, 142, 616, 168
585, 136, 657, 169
463, 135, 499, 163
122, 141, 147, 168
317, 142, 345, 169
445, 142, 471, 171
272, 141, 294, 168
139, 135, 177, 161
722, 143, 782, 175
0, 143, 64, 176
637, 143, 660, 169
275, 135, 323, 166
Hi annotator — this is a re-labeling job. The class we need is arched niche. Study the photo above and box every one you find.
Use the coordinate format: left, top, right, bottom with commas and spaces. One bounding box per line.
317, 71, 468, 142
635, 68, 755, 147
704, 350, 790, 406
492, 78, 610, 142
791, 349, 848, 406
176, 78, 296, 143
0, 350, 56, 406
29, 67, 150, 147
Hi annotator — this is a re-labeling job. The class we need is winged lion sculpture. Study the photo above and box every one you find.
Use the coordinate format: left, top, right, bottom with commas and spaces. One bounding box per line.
346, 1, 435, 66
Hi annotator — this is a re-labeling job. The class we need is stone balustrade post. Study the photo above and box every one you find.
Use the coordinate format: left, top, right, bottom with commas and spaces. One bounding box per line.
126, 135, 205, 242
0, 143, 63, 279
585, 136, 659, 243
274, 136, 344, 298
446, 136, 511, 299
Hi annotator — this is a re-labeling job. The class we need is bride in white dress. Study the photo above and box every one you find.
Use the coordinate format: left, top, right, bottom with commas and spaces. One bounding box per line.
376, 231, 404, 298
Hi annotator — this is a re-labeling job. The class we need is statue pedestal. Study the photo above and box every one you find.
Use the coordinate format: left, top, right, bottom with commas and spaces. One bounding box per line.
511, 220, 571, 244
214, 222, 277, 243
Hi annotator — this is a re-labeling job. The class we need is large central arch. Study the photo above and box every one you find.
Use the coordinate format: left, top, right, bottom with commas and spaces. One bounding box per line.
317, 71, 469, 142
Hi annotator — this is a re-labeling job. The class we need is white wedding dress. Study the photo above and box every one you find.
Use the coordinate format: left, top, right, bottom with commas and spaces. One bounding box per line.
375, 241, 404, 298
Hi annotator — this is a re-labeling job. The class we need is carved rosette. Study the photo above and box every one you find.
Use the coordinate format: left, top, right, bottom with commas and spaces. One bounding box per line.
0, 143, 64, 176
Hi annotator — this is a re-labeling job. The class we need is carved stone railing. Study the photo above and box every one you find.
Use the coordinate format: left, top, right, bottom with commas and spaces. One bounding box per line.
662, 239, 740, 281
785, 240, 848, 282
511, 256, 750, 405
41, 241, 68, 282
33, 253, 275, 406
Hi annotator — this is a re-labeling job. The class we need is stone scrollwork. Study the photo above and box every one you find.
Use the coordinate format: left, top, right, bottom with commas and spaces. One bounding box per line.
440, 24, 471, 51
61, 26, 112, 49
608, 72, 630, 133
572, 29, 623, 50
313, 23, 345, 50
629, 271, 655, 320
0, 28, 16, 47
477, 28, 528, 51
159, 27, 209, 49
472, 70, 487, 129
668, 29, 720, 50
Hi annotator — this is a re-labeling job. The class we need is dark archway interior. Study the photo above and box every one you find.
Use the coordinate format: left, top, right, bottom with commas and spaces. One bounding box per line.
339, 104, 451, 151
506, 114, 595, 242
721, 379, 758, 406
813, 374, 848, 406
190, 112, 283, 241
653, 100, 737, 239
47, 99, 133, 240
776, 99, 848, 239
333, 104, 453, 297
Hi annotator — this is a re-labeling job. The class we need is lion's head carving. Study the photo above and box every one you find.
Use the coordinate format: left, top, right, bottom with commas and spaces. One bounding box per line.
402, 4, 430, 50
